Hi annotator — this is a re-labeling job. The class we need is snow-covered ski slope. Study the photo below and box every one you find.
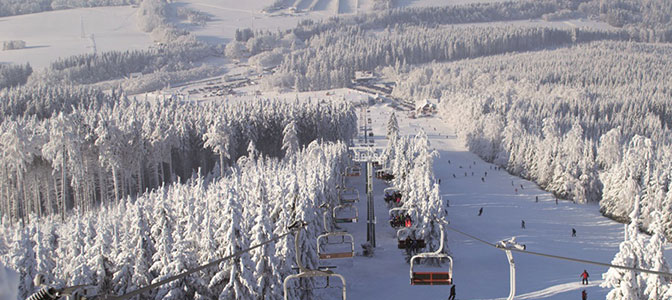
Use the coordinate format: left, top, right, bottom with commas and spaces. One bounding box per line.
0, 6, 152, 68
311, 91, 672, 300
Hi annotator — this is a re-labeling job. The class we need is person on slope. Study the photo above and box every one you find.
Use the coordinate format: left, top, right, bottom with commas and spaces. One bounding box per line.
582, 289, 587, 300
448, 284, 456, 300
572, 228, 577, 237
478, 207, 483, 216
580, 270, 589, 285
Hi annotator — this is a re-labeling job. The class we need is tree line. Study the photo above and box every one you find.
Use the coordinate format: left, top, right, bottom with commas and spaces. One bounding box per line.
0, 85, 357, 224
388, 41, 672, 238
268, 24, 628, 92
0, 141, 351, 299
0, 0, 137, 17
0, 64, 32, 91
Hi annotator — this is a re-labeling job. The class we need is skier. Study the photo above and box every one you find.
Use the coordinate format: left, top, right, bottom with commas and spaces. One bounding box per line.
580, 270, 589, 285
535, 196, 538, 203
448, 284, 456, 300
521, 220, 525, 229
572, 228, 577, 237
582, 290, 587, 300
520, 184, 524, 189
478, 207, 483, 216
555, 198, 558, 205
481, 177, 485, 182
485, 171, 487, 177
515, 188, 518, 194
453, 174, 456, 178
439, 179, 442, 185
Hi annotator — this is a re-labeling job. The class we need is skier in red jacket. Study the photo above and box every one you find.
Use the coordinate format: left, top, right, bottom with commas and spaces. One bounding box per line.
580, 270, 589, 285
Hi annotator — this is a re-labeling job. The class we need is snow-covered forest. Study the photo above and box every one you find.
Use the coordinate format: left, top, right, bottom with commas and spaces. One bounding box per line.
269, 25, 627, 91
2, 0, 672, 298
390, 41, 672, 237
0, 0, 138, 17
0, 64, 32, 90
27, 42, 215, 86
0, 141, 351, 299
0, 86, 356, 224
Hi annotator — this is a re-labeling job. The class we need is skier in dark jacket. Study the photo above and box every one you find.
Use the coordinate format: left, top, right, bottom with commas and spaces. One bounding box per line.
580, 270, 589, 285
582, 289, 587, 300
572, 228, 577, 237
478, 207, 483, 216
448, 284, 456, 300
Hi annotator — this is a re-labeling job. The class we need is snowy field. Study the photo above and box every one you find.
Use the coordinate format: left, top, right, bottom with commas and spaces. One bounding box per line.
266, 91, 672, 299
0, 6, 152, 69
175, 0, 507, 44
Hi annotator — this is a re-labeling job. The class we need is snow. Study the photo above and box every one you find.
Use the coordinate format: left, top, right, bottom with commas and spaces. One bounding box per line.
287, 92, 672, 299
176, 0, 506, 44
0, 6, 153, 68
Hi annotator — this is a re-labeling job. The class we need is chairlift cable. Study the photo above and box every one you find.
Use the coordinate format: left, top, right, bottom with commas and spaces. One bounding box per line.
443, 223, 672, 277
92, 222, 305, 300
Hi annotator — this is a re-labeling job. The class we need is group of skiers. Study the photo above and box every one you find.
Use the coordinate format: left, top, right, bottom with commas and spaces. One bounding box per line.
402, 236, 425, 257
390, 213, 412, 228
384, 191, 403, 207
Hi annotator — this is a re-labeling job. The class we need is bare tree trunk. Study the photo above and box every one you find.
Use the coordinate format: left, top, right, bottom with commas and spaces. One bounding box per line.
98, 167, 107, 207
137, 163, 143, 195
112, 168, 120, 203
220, 153, 225, 177
61, 146, 67, 222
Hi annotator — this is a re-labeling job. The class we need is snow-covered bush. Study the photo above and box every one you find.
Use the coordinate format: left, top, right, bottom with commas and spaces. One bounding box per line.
1, 40, 25, 51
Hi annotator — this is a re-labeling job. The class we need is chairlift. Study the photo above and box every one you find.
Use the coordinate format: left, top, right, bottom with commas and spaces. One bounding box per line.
318, 232, 355, 259
384, 187, 403, 206
333, 204, 359, 223
397, 227, 426, 250
389, 207, 415, 229
317, 207, 355, 260
284, 222, 347, 300
339, 188, 360, 204
345, 166, 361, 177
376, 169, 394, 181
410, 222, 453, 286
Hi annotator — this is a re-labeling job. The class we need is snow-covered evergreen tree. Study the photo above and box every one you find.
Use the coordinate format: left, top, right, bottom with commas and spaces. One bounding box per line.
386, 112, 399, 139
282, 121, 300, 158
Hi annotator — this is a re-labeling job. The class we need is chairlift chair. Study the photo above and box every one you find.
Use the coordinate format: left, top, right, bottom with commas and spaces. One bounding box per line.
339, 188, 360, 204
410, 223, 453, 286
317, 232, 355, 259
376, 169, 394, 181
346, 166, 361, 177
384, 187, 403, 206
389, 207, 414, 229
333, 204, 359, 223
397, 227, 426, 250
284, 222, 347, 300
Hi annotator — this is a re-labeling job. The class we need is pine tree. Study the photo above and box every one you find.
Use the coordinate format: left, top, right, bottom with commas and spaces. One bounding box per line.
387, 112, 399, 139
203, 118, 231, 177
643, 212, 670, 299
282, 121, 300, 158
602, 194, 647, 300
